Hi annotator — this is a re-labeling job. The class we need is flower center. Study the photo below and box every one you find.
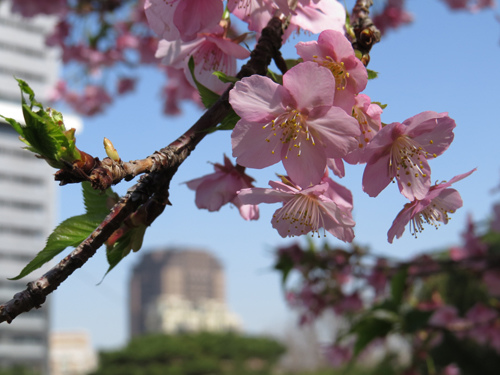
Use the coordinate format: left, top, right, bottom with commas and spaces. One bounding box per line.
264, 109, 316, 158
409, 197, 454, 237
314, 55, 349, 90
389, 135, 430, 181
352, 105, 373, 148
273, 193, 326, 237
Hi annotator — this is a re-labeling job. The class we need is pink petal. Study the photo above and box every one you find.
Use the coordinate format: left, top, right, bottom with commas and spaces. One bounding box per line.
306, 107, 360, 158
174, 0, 223, 41
237, 187, 291, 205
281, 140, 327, 188
362, 153, 393, 198
387, 202, 414, 243
231, 119, 283, 168
283, 62, 335, 112
396, 157, 431, 201
230, 76, 290, 123
404, 111, 456, 157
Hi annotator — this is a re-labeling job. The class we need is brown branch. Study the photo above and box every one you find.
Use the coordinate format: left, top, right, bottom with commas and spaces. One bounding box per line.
0, 16, 285, 324
350, 0, 381, 66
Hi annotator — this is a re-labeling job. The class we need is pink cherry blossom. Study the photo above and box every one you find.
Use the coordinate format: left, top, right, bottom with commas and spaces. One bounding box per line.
483, 269, 500, 296
283, 0, 346, 42
144, 0, 223, 42
387, 169, 475, 243
228, 0, 346, 43
344, 94, 383, 164
449, 214, 487, 261
230, 62, 360, 188
372, 0, 413, 35
64, 85, 113, 116
156, 26, 250, 94
237, 174, 355, 241
11, 0, 68, 17
186, 155, 259, 221
429, 305, 461, 328
363, 111, 456, 200
324, 344, 353, 367
117, 77, 137, 95
162, 67, 203, 115
296, 30, 368, 113
442, 0, 495, 11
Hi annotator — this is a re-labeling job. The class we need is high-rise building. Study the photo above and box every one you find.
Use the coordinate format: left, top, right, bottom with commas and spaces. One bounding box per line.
0, 2, 81, 373
130, 248, 241, 336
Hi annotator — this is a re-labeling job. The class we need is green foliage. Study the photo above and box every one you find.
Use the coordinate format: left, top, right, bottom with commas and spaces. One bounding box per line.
367, 69, 379, 80
188, 57, 240, 131
213, 71, 239, 83
0, 366, 39, 375
10, 182, 116, 280
0, 79, 81, 169
90, 332, 286, 375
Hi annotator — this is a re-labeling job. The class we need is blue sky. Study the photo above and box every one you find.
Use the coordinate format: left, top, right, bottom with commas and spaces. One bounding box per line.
46, 1, 500, 350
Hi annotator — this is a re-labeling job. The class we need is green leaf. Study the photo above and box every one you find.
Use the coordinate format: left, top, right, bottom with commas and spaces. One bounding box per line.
0, 79, 81, 169
402, 309, 434, 333
82, 181, 118, 216
9, 182, 114, 280
352, 317, 393, 356
188, 57, 220, 109
390, 267, 407, 307
105, 225, 147, 276
212, 71, 238, 83
9, 213, 104, 280
215, 110, 240, 131
367, 69, 379, 80
372, 101, 388, 109
285, 59, 301, 70
267, 69, 282, 85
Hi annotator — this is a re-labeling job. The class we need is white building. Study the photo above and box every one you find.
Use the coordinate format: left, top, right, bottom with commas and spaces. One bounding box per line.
146, 295, 242, 334
50, 332, 98, 375
0, 2, 81, 374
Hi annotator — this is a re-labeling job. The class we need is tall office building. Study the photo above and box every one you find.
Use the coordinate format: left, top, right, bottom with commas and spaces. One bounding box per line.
130, 248, 241, 336
0, 2, 81, 373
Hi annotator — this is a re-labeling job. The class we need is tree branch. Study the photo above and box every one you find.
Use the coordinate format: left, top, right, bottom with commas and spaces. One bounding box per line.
0, 16, 285, 324
350, 0, 381, 66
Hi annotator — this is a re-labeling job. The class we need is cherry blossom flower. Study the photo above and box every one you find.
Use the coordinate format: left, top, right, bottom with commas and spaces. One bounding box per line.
11, 0, 68, 17
387, 169, 475, 243
363, 111, 456, 200
185, 155, 259, 221
237, 174, 355, 241
230, 62, 360, 188
296, 30, 368, 113
345, 94, 383, 164
228, 0, 346, 42
328, 94, 383, 175
63, 85, 113, 116
144, 0, 223, 42
162, 67, 203, 115
449, 214, 487, 261
372, 0, 413, 35
156, 25, 250, 94
117, 77, 136, 95
442, 0, 495, 11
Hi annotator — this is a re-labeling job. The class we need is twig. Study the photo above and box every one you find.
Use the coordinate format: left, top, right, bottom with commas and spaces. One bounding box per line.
350, 0, 381, 66
0, 17, 285, 324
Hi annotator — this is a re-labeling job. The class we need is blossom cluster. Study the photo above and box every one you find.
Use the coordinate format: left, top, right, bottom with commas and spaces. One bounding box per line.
276, 207, 500, 372
128, 0, 478, 242
13, 0, 493, 116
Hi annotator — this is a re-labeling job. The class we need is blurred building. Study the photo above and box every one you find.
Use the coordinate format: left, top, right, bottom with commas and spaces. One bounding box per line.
130, 248, 241, 336
0, 1, 80, 374
49, 332, 98, 375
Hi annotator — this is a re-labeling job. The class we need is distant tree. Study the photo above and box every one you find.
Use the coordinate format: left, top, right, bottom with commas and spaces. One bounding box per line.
89, 332, 286, 375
